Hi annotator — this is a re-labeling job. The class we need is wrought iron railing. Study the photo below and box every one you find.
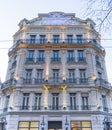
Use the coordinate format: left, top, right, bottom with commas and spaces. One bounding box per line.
95, 78, 112, 90
8, 38, 105, 53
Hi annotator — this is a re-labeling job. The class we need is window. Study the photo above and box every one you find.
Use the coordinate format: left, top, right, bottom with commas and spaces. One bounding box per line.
79, 69, 86, 83
52, 50, 60, 62
25, 69, 32, 84
68, 69, 76, 83
52, 93, 59, 110
53, 35, 60, 44
78, 50, 84, 62
71, 121, 92, 130
70, 93, 77, 110
67, 50, 74, 62
95, 55, 101, 67
30, 35, 36, 44
82, 96, 89, 110
18, 121, 39, 130
4, 95, 10, 112
39, 35, 46, 44
67, 35, 73, 44
33, 93, 41, 110
27, 50, 34, 63
22, 93, 29, 110
38, 50, 44, 62
36, 69, 43, 83
102, 95, 108, 111
77, 35, 82, 44
98, 72, 102, 79
52, 69, 59, 82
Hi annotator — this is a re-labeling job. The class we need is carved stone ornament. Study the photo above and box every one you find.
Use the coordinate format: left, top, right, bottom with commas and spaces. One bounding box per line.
29, 12, 84, 26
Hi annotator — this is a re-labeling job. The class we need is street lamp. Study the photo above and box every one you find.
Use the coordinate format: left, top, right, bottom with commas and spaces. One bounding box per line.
65, 116, 69, 130
40, 116, 45, 130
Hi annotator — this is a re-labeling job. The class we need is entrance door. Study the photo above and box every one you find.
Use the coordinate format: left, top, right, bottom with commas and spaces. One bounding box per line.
48, 121, 62, 130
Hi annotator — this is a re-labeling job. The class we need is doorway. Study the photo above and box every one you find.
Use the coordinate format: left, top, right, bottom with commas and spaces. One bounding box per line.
48, 121, 62, 130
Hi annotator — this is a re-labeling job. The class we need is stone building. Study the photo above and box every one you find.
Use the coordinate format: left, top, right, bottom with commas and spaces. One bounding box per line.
0, 12, 112, 130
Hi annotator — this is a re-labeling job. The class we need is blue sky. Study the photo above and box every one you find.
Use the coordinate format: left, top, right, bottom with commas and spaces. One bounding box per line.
0, 0, 112, 83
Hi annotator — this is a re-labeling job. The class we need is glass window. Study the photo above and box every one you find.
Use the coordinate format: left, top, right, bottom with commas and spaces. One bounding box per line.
52, 69, 59, 82
38, 50, 44, 58
37, 69, 43, 80
71, 121, 92, 130
18, 121, 39, 130
70, 93, 76, 110
52, 93, 59, 110
39, 35, 46, 44
53, 35, 60, 44
77, 35, 82, 44
33, 93, 41, 110
67, 35, 73, 44
78, 50, 84, 62
79, 69, 86, 79
68, 51, 74, 60
30, 35, 36, 44
22, 93, 29, 110
27, 50, 34, 62
26, 69, 32, 79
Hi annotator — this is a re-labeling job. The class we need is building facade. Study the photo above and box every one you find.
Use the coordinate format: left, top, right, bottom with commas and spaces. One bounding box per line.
0, 12, 112, 130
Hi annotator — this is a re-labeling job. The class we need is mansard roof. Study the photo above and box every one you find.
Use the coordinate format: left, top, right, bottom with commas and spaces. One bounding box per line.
18, 11, 95, 28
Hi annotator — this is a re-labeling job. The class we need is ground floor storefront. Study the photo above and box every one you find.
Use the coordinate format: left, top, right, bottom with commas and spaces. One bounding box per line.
1, 112, 112, 130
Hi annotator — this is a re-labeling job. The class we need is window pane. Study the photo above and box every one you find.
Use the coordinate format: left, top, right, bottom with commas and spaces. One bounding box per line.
19, 122, 29, 127
71, 121, 81, 127
30, 128, 39, 130
82, 128, 91, 130
82, 121, 91, 127
72, 128, 81, 130
19, 128, 28, 130
30, 122, 39, 127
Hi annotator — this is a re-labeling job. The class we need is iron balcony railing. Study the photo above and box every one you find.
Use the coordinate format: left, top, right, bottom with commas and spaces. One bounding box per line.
67, 58, 75, 63
95, 78, 112, 90
51, 58, 61, 63
22, 78, 88, 85
32, 106, 42, 110
19, 106, 30, 110
81, 105, 91, 110
9, 39, 105, 53
77, 57, 86, 63
36, 58, 45, 63
26, 58, 35, 64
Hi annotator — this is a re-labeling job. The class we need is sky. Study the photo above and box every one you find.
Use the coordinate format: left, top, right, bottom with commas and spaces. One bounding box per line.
0, 0, 112, 83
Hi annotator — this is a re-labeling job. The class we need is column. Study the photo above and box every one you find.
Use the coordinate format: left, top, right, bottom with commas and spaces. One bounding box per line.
29, 92, 34, 111
76, 92, 81, 110
14, 50, 26, 84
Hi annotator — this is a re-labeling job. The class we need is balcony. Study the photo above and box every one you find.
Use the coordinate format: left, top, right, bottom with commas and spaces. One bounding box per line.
79, 78, 88, 84
1, 79, 16, 89
51, 58, 61, 63
69, 105, 79, 110
77, 57, 86, 63
9, 38, 105, 54
67, 78, 77, 84
23, 79, 32, 84
95, 78, 112, 90
67, 58, 75, 63
81, 105, 91, 110
32, 106, 42, 110
19, 106, 30, 110
36, 58, 45, 64
26, 58, 35, 64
